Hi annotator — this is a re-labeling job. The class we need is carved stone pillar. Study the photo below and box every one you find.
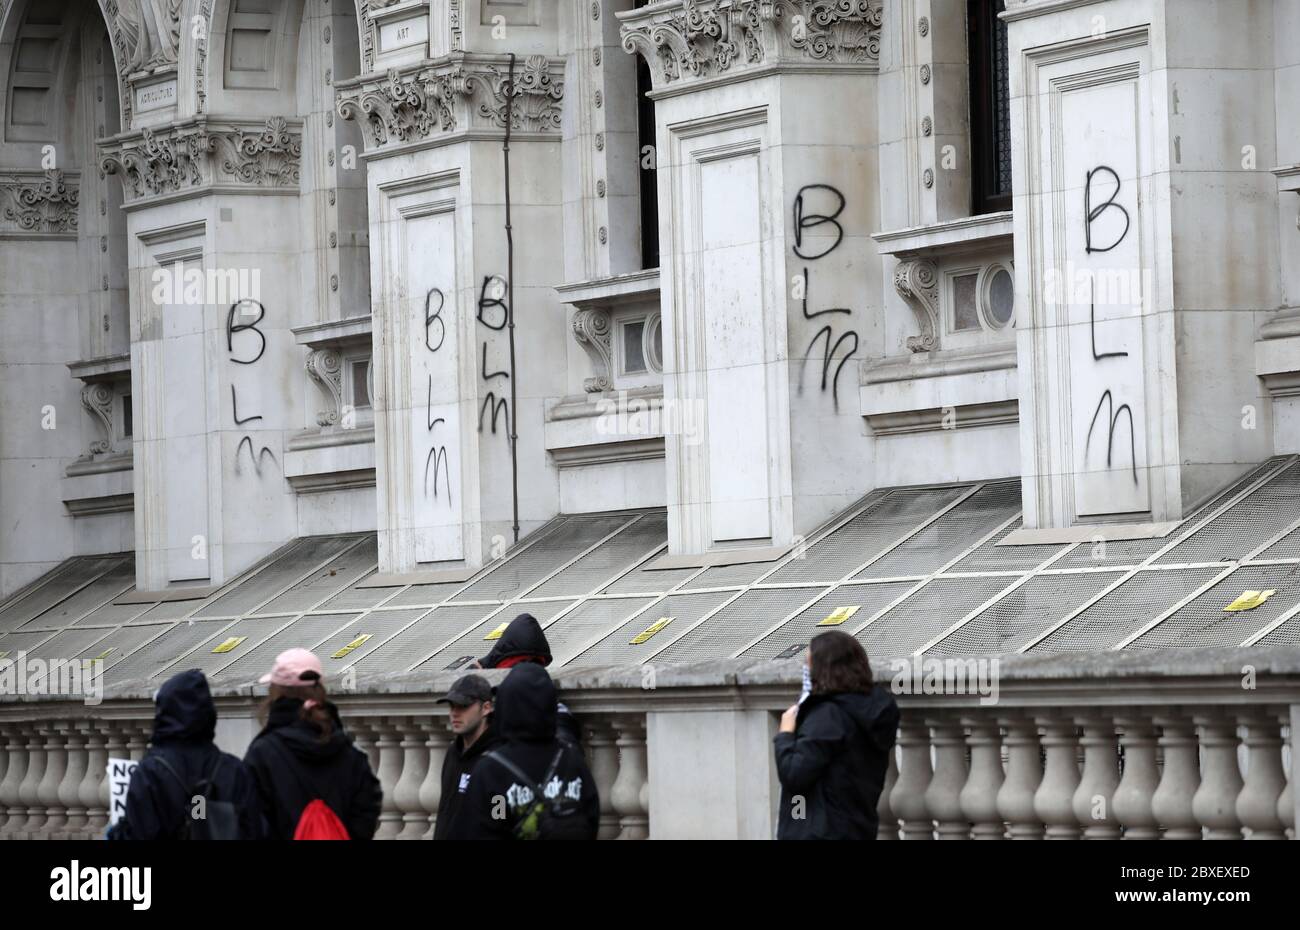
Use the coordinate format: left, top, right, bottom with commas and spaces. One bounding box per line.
1033, 716, 1080, 839
876, 744, 900, 840
1192, 713, 1243, 840
36, 721, 68, 838
55, 721, 89, 840
393, 717, 430, 840
81, 723, 110, 839
0, 724, 28, 837
1151, 713, 1201, 840
373, 720, 405, 839
891, 717, 933, 839
610, 717, 648, 840
1112, 716, 1159, 840
418, 718, 452, 840
997, 715, 1044, 839
585, 719, 622, 840
1236, 713, 1286, 840
961, 718, 1005, 839
1072, 714, 1120, 839
925, 717, 970, 839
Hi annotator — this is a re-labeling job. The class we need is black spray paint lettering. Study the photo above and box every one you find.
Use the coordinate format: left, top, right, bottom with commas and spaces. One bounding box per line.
476, 276, 508, 331
226, 299, 266, 365
1084, 390, 1138, 482
425, 287, 446, 353
792, 184, 858, 409
234, 435, 277, 476
1084, 166, 1130, 255
424, 376, 452, 504
476, 275, 511, 442
230, 385, 262, 425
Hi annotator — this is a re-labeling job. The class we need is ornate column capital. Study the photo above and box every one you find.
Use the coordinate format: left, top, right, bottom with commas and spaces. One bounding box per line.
0, 170, 80, 238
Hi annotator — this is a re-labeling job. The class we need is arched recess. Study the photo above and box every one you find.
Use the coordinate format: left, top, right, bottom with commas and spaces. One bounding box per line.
0, 0, 133, 596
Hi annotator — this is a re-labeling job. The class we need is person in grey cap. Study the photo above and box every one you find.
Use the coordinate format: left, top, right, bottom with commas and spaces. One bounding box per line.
433, 673, 502, 839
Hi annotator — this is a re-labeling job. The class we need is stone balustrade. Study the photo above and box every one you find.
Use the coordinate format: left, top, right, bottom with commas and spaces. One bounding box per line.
0, 647, 1298, 839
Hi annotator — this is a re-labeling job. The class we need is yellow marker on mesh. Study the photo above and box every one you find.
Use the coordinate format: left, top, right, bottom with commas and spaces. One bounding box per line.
630, 617, 673, 645
211, 636, 246, 654
0, 650, 9, 660
484, 623, 509, 641
817, 605, 860, 627
331, 634, 372, 659
92, 647, 116, 661
1223, 590, 1277, 612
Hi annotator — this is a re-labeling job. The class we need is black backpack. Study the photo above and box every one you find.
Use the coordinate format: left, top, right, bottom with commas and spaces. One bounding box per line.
153, 753, 242, 840
483, 747, 591, 841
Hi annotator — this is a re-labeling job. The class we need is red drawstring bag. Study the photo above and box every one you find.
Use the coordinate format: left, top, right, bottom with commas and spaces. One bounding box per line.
293, 799, 350, 840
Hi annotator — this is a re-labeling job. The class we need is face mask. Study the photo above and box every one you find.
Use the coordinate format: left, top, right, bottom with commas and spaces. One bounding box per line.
798, 664, 812, 704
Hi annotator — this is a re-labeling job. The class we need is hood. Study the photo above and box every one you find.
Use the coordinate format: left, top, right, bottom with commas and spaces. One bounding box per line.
151, 669, 217, 745
479, 613, 552, 669
492, 663, 557, 743
264, 696, 353, 762
820, 686, 898, 750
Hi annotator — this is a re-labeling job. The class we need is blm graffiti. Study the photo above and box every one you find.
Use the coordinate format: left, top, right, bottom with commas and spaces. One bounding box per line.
228, 299, 276, 476
476, 274, 511, 441
792, 184, 858, 410
423, 286, 452, 504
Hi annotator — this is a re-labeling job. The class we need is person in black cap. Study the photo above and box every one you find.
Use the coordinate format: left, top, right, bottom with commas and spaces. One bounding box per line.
472, 612, 583, 747
433, 673, 502, 840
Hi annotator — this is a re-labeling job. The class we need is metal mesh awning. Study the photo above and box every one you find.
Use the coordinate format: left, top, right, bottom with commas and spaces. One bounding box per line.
5, 455, 1300, 687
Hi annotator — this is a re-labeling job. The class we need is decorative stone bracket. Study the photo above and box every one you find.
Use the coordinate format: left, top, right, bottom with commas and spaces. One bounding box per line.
894, 258, 939, 353
81, 383, 118, 455
0, 170, 79, 238
305, 347, 346, 428
66, 353, 132, 463
619, 0, 882, 91
573, 308, 614, 394
99, 117, 303, 204
336, 54, 565, 154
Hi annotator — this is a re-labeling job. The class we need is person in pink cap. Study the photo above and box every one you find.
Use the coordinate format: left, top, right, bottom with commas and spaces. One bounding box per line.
242, 648, 382, 839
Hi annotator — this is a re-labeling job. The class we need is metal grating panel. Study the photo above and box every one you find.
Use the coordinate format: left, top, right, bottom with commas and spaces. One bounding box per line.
528, 512, 667, 598
71, 624, 169, 671
572, 591, 734, 667
1254, 617, 1300, 647
1155, 462, 1300, 565
24, 626, 114, 662
859, 482, 1021, 579
0, 630, 57, 657
253, 538, 376, 615
653, 587, 829, 664
858, 577, 1016, 658
454, 515, 632, 601
106, 620, 235, 685
170, 616, 307, 679
355, 603, 514, 675
930, 572, 1125, 656
18, 557, 134, 631
317, 576, 401, 611
193, 536, 358, 617
212, 613, 365, 682
417, 600, 579, 669
680, 559, 777, 590
129, 599, 209, 624
767, 487, 968, 584
739, 582, 915, 661
1254, 526, 1300, 562
308, 609, 433, 675
948, 521, 1069, 573
381, 581, 475, 609
536, 597, 659, 666
1129, 564, 1300, 650
1028, 567, 1225, 653
601, 561, 693, 594
71, 590, 156, 629
0, 557, 119, 633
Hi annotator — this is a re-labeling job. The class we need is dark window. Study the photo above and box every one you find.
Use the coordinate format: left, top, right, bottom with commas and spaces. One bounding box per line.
968, 0, 1012, 215
635, 51, 659, 270
121, 393, 132, 439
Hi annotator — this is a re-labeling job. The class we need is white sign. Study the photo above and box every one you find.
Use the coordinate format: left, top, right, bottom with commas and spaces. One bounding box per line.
378, 14, 428, 54
107, 757, 139, 827
134, 78, 177, 114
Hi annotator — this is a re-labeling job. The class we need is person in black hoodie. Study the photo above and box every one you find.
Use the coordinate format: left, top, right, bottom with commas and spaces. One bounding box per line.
774, 631, 900, 840
107, 668, 261, 840
473, 612, 582, 747
243, 648, 382, 840
447, 663, 600, 840
432, 673, 502, 840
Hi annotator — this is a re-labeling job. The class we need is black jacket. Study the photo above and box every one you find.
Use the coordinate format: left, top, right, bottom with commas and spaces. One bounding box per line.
108, 669, 261, 840
243, 698, 383, 840
479, 613, 583, 747
433, 719, 503, 840
774, 686, 900, 840
447, 664, 600, 840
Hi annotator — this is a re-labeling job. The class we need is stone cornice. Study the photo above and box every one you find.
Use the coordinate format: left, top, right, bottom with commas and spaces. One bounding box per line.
619, 0, 883, 93
98, 116, 304, 207
336, 54, 566, 155
0, 170, 80, 239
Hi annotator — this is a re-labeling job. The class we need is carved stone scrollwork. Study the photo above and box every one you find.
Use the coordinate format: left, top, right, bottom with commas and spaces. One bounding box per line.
208, 117, 303, 187
1, 170, 79, 235
81, 384, 116, 455
100, 126, 208, 200
573, 308, 614, 394
621, 0, 774, 87
473, 55, 564, 132
337, 68, 468, 149
783, 0, 882, 63
894, 258, 939, 353
305, 348, 345, 427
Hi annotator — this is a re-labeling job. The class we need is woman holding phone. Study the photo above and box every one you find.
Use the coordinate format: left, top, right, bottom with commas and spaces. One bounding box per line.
774, 630, 900, 840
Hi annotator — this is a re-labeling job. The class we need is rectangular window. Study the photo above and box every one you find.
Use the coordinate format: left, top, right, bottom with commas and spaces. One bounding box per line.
350, 358, 371, 409
968, 0, 1012, 215
121, 393, 132, 439
622, 319, 647, 374
636, 48, 659, 270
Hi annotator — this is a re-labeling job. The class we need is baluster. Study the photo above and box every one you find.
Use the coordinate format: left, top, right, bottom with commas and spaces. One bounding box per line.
0, 723, 28, 838
0, 724, 7, 835
1033, 716, 1080, 839
584, 720, 622, 840
925, 717, 970, 839
125, 720, 149, 761
961, 717, 1005, 839
351, 718, 380, 772
610, 716, 648, 840
997, 715, 1043, 839
1113, 716, 1159, 839
1277, 711, 1294, 840
57, 721, 89, 840
1073, 714, 1120, 839
1151, 713, 1200, 839
1192, 713, 1243, 840
373, 719, 404, 839
1236, 712, 1286, 840
417, 717, 451, 840
876, 745, 900, 840
21, 723, 50, 838
81, 723, 110, 839
891, 716, 933, 839
393, 717, 429, 840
